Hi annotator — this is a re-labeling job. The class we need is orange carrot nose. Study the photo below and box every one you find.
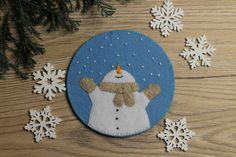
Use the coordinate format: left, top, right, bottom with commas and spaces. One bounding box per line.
116, 64, 122, 74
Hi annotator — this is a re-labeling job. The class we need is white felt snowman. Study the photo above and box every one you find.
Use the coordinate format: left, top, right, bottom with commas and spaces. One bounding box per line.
80, 64, 161, 136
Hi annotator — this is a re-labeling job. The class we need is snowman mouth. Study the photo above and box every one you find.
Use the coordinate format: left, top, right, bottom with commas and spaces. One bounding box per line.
115, 75, 123, 79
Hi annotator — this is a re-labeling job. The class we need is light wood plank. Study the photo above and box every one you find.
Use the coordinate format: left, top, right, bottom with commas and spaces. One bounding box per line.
0, 0, 236, 156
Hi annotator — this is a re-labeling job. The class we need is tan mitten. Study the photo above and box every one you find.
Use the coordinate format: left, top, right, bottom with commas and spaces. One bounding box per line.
80, 77, 96, 93
144, 84, 161, 100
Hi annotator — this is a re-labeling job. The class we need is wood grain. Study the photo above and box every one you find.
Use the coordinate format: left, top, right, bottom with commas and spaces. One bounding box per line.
0, 0, 236, 156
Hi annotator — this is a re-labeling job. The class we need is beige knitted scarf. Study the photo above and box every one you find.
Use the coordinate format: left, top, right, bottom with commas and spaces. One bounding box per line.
99, 82, 139, 107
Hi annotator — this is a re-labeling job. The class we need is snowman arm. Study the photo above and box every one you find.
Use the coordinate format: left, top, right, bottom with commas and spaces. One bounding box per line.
80, 77, 97, 93
143, 84, 161, 101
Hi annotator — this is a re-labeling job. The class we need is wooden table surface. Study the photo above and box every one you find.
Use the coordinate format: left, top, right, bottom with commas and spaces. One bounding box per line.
0, 0, 236, 156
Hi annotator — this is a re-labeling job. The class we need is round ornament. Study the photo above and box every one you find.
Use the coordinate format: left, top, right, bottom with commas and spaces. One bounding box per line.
67, 30, 175, 137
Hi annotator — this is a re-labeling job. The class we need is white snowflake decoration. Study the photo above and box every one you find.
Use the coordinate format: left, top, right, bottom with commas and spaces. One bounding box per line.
24, 106, 62, 143
158, 117, 195, 152
33, 63, 66, 100
150, 0, 184, 37
180, 35, 216, 69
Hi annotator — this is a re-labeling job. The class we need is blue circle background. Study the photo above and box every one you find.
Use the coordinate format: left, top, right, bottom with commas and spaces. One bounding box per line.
67, 30, 175, 136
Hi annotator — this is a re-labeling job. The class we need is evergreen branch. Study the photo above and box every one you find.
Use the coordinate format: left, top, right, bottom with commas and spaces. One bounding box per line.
0, 12, 28, 79
0, 0, 130, 79
95, 1, 116, 17
0, 12, 11, 79
10, 0, 45, 69
0, 0, 6, 9
57, 0, 80, 32
75, 0, 81, 11
33, 0, 80, 32
81, 0, 94, 13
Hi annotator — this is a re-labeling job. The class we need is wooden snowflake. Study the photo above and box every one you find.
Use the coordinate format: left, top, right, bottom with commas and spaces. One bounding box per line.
158, 117, 195, 152
33, 63, 66, 100
180, 35, 216, 69
150, 0, 184, 37
24, 106, 62, 143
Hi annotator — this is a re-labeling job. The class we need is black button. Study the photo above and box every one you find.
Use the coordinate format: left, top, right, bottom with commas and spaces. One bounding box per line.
116, 127, 119, 130
115, 117, 118, 120
116, 109, 119, 112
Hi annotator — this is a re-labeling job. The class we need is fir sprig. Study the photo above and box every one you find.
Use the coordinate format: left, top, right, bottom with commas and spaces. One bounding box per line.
95, 1, 116, 17
0, 0, 129, 79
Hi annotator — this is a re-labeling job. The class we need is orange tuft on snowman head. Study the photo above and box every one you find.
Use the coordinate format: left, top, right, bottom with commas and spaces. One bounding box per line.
116, 64, 122, 74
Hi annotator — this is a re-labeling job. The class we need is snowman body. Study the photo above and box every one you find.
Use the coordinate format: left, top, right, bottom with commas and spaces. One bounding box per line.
87, 70, 151, 136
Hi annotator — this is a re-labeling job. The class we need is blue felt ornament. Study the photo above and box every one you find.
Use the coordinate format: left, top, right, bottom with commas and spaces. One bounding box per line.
67, 30, 175, 137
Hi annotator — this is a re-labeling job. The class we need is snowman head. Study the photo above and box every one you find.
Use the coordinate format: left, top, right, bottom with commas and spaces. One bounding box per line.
102, 64, 136, 83
99, 64, 139, 107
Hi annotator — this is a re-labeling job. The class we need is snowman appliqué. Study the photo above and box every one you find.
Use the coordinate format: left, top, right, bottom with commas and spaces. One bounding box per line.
80, 64, 161, 136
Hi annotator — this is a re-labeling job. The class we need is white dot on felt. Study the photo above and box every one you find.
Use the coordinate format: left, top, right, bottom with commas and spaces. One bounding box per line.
104, 59, 107, 63
128, 32, 131, 35
105, 36, 108, 40
152, 57, 155, 60
78, 71, 81, 74
159, 62, 162, 65
147, 49, 151, 53
158, 74, 161, 77
141, 65, 144, 69
111, 65, 115, 68
94, 60, 96, 63
86, 56, 90, 59
101, 46, 104, 49
127, 63, 131, 66
109, 43, 112, 47
76, 61, 79, 64
83, 65, 86, 68
143, 78, 146, 81
91, 70, 94, 73
116, 37, 119, 40
99, 72, 102, 75
140, 38, 143, 41
150, 73, 153, 76
117, 54, 120, 57
89, 48, 93, 51
132, 53, 136, 57
124, 42, 128, 45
